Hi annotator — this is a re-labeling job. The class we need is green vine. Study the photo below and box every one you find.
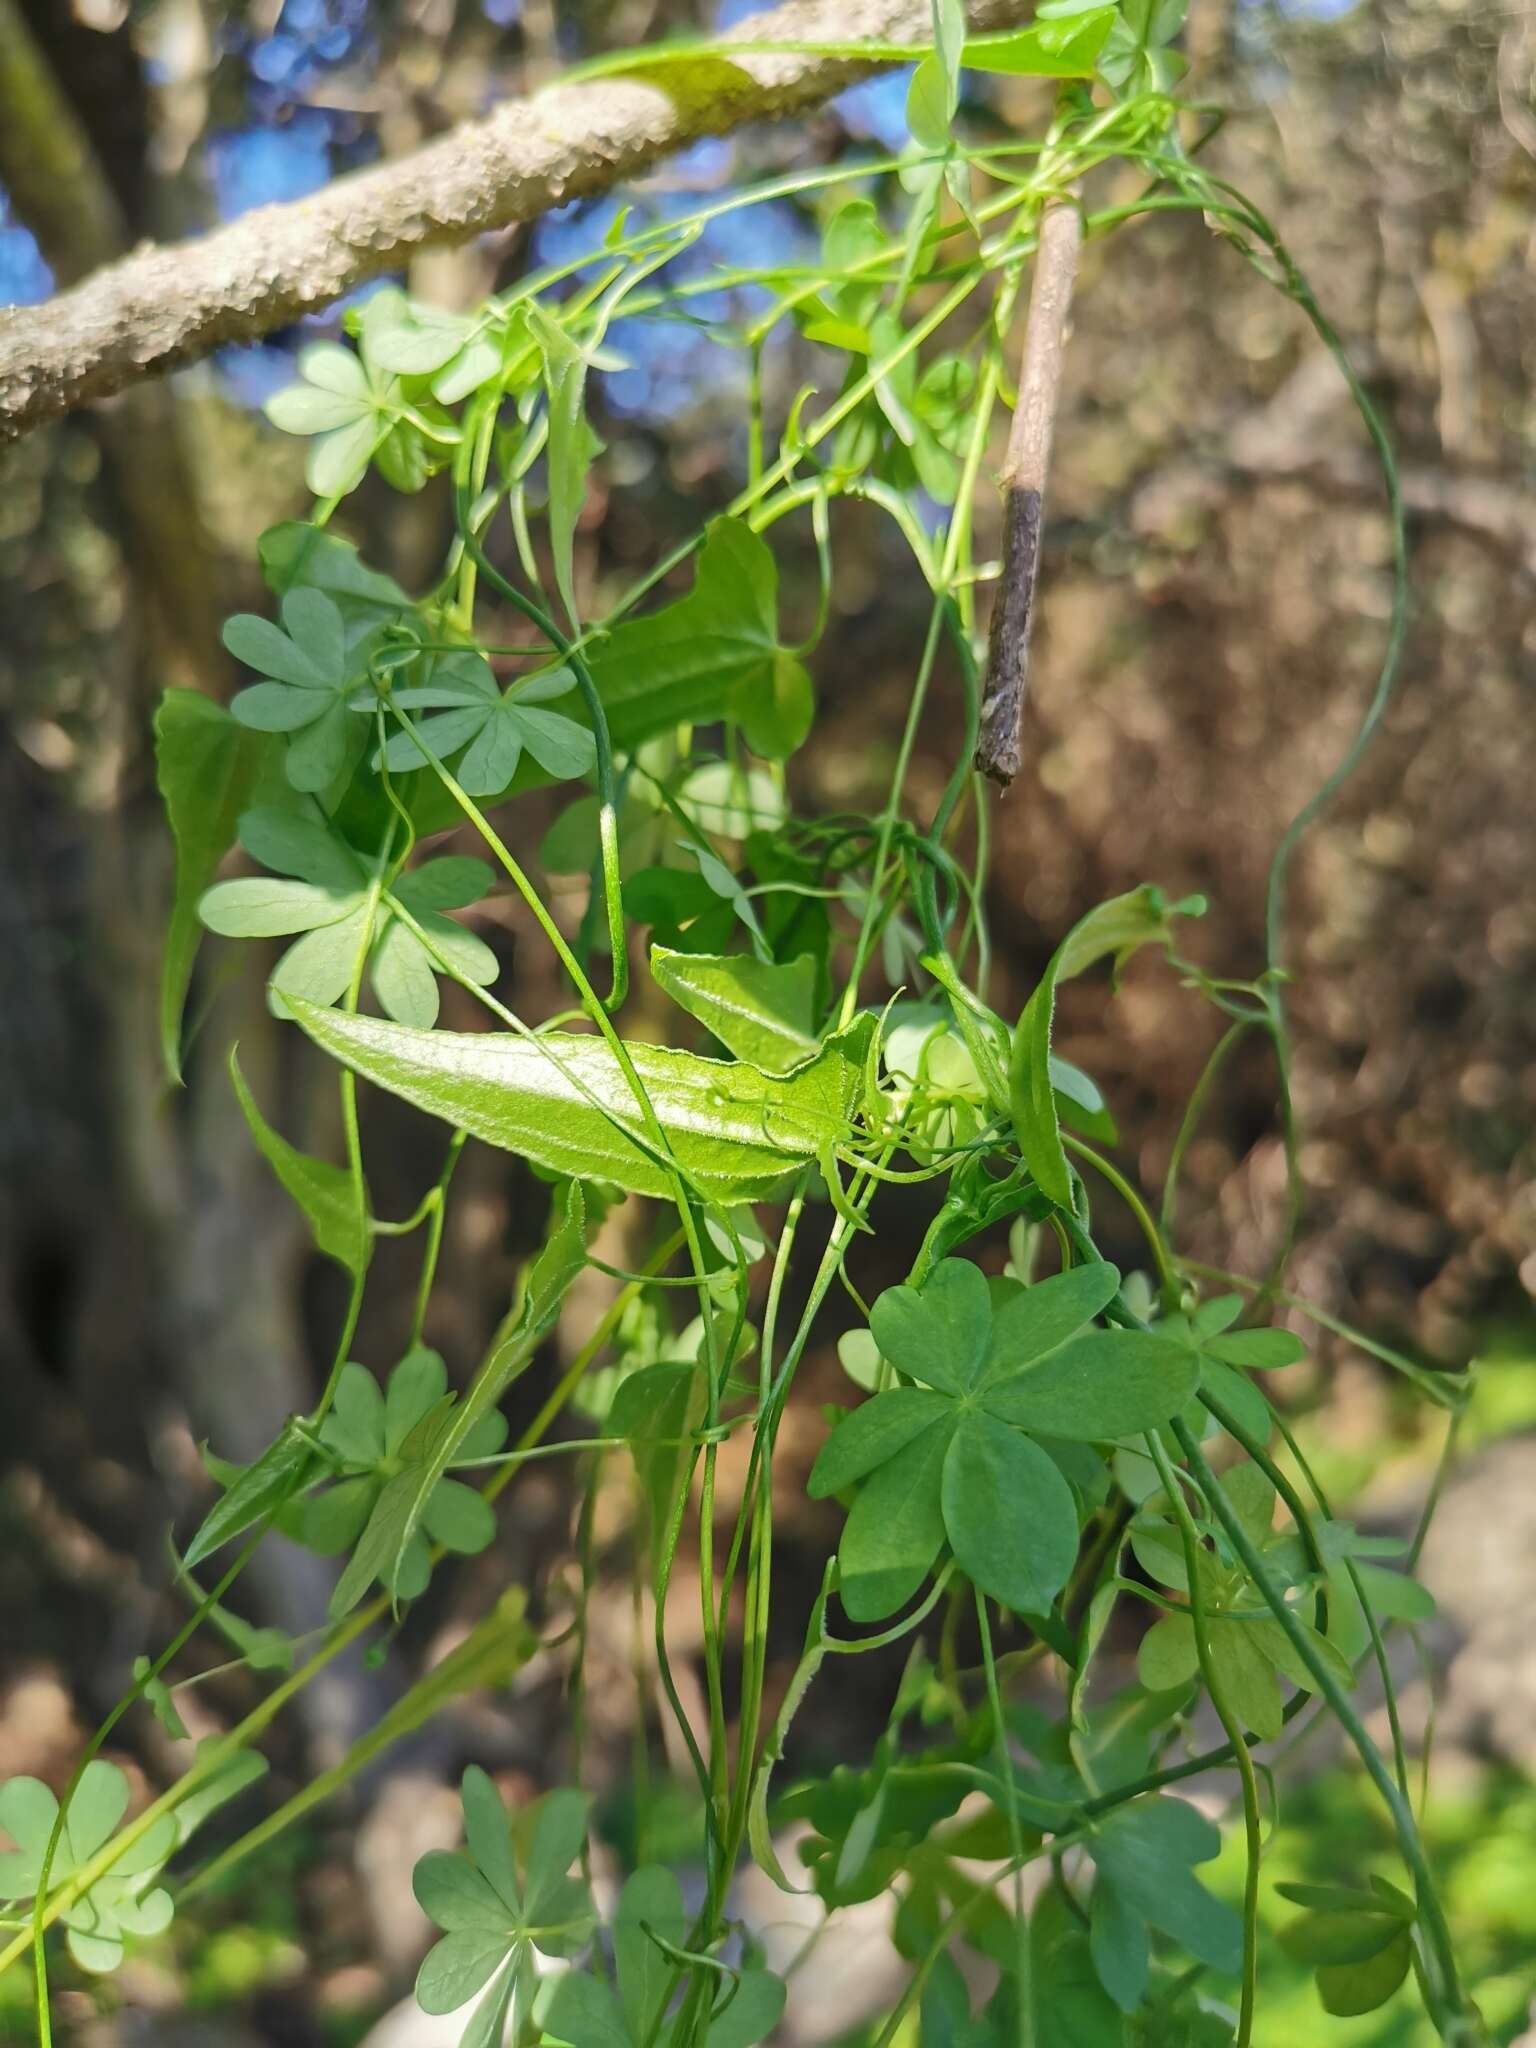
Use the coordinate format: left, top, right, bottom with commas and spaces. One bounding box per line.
0, 5, 1488, 2044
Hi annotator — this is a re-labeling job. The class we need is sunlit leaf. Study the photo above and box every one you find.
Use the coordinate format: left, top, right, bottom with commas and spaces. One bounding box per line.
650, 946, 818, 1072
287, 999, 874, 1204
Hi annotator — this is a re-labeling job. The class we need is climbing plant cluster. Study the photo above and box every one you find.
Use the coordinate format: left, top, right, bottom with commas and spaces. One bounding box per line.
0, 5, 1487, 2043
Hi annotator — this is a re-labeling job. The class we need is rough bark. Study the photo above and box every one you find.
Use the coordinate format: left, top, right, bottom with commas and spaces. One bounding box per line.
0, 0, 1036, 441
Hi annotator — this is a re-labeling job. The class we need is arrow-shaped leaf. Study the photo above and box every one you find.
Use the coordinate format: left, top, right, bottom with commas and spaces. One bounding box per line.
286, 998, 872, 1203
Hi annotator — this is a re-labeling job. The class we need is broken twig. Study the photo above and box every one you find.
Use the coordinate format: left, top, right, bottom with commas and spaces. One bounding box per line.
975, 197, 1082, 789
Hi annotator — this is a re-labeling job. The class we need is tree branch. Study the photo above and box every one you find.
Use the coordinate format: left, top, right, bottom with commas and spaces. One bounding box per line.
0, 0, 1033, 443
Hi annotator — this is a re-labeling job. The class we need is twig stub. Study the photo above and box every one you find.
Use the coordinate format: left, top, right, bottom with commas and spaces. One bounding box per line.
975, 197, 1082, 790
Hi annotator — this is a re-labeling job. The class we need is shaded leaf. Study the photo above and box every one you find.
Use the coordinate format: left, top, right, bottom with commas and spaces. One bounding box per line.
583, 520, 807, 753
941, 1412, 1079, 1615
1089, 1797, 1241, 1974
869, 1259, 992, 1396
838, 1419, 951, 1621
229, 1051, 368, 1275
1316, 1930, 1414, 2017
1279, 1908, 1407, 1967
154, 692, 270, 1082
982, 1329, 1199, 1441
185, 1419, 315, 1569
1090, 1876, 1149, 2012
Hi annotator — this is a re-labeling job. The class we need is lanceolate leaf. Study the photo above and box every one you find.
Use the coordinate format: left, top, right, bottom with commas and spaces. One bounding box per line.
542, 327, 596, 630
229, 1051, 369, 1276
650, 946, 819, 1073
963, 10, 1115, 75
1010, 887, 1204, 1209
184, 1418, 317, 1569
330, 1466, 424, 1618
610, 1362, 707, 1586
154, 691, 272, 1082
286, 999, 874, 1203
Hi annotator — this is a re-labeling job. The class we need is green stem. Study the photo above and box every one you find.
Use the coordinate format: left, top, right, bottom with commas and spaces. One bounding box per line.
451, 474, 629, 1010
976, 1592, 1033, 2048
408, 1130, 466, 1349
1160, 1019, 1250, 1242
1169, 1418, 1472, 2035
1144, 1431, 1260, 2046
840, 591, 949, 1022
1062, 1132, 1181, 1308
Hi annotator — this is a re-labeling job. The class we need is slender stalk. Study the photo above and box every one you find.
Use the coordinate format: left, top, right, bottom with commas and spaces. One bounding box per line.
1170, 1420, 1474, 2035
1145, 1431, 1260, 2045
977, 1593, 1034, 2048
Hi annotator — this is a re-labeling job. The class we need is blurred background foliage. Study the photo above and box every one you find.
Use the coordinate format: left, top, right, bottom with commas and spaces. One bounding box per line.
0, 0, 1533, 2041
